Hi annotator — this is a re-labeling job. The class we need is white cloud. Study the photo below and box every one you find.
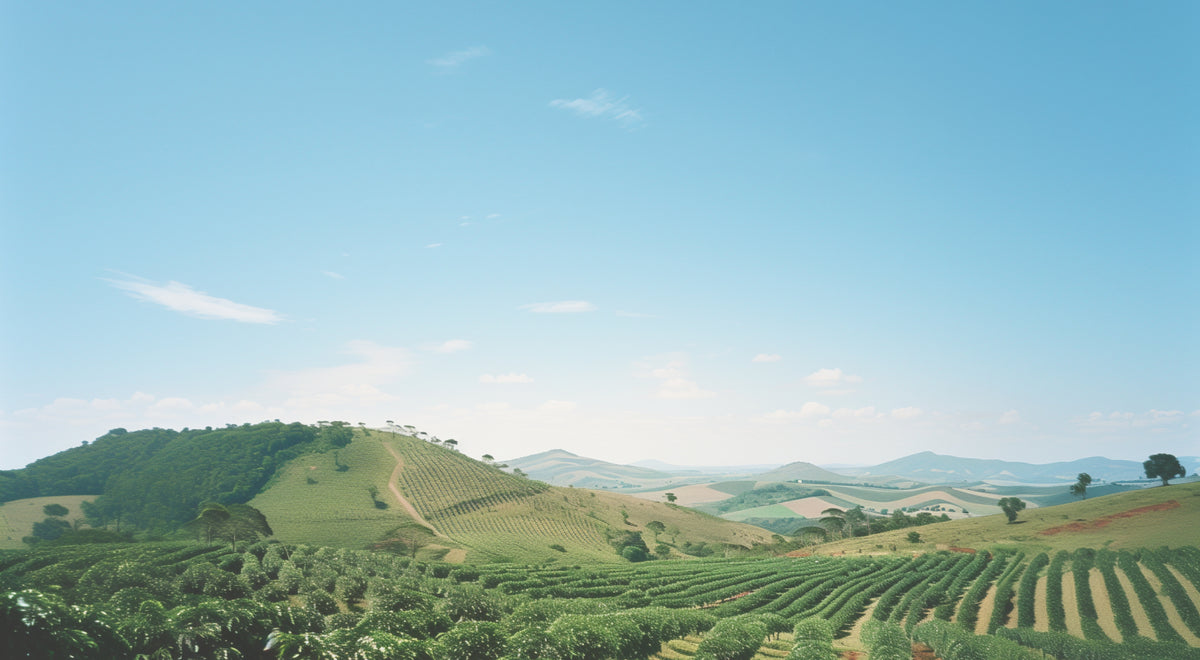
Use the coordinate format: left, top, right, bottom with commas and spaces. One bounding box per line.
763, 402, 830, 421
265, 340, 410, 410
891, 407, 923, 420
539, 400, 577, 413
520, 301, 596, 314
428, 45, 490, 69
107, 277, 282, 324
322, 271, 345, 280
479, 373, 533, 384
1076, 408, 1192, 433
425, 243, 442, 249
486, 213, 501, 219
804, 368, 862, 390
643, 357, 715, 400
429, 339, 473, 353
550, 89, 645, 127
999, 409, 1021, 425
752, 353, 783, 363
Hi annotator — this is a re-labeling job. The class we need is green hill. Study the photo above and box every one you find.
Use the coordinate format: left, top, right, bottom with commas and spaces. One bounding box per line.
811, 480, 1200, 556
251, 430, 775, 563
504, 449, 700, 489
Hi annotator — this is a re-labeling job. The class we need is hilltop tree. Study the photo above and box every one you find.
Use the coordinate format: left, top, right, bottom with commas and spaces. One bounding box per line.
664, 492, 677, 504
998, 497, 1026, 524
1144, 453, 1186, 486
1070, 473, 1092, 499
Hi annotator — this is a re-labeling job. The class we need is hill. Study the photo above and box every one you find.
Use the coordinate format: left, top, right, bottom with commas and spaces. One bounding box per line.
835, 451, 1148, 485
811, 479, 1200, 556
250, 430, 775, 563
503, 449, 689, 489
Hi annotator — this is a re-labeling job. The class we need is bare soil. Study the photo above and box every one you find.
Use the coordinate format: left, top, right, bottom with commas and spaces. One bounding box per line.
1089, 567, 1122, 642
974, 580, 1000, 635
1040, 500, 1180, 536
1115, 564, 1157, 639
1033, 575, 1050, 632
1060, 570, 1084, 637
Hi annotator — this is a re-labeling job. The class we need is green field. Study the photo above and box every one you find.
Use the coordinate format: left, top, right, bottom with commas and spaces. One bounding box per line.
0, 494, 94, 550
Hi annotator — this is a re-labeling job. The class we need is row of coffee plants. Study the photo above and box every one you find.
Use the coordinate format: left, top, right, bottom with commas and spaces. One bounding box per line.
5, 541, 1200, 659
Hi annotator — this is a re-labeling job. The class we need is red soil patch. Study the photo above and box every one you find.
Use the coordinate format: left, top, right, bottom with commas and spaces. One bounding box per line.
1040, 500, 1180, 536
947, 546, 977, 554
786, 550, 813, 558
838, 651, 864, 659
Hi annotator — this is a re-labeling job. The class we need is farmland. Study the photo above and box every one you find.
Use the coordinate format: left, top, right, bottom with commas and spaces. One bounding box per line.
4, 539, 1200, 658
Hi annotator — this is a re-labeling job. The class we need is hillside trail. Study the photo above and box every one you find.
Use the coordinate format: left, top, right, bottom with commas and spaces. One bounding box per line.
1061, 570, 1084, 637
379, 440, 447, 539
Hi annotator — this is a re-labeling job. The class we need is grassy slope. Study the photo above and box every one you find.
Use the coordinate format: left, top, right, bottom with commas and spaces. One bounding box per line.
0, 495, 94, 550
811, 480, 1200, 555
254, 430, 775, 564
249, 434, 419, 550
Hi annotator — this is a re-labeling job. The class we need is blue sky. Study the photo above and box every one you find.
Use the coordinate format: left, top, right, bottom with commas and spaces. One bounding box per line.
2, 2, 1196, 470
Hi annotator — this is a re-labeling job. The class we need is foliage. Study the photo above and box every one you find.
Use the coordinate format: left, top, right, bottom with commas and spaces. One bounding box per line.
1143, 453, 1186, 486
1070, 473, 1092, 500
787, 617, 836, 660
998, 497, 1026, 523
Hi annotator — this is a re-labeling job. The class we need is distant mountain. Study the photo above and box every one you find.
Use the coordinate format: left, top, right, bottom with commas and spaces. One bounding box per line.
834, 451, 1148, 485
631, 459, 781, 475
505, 449, 696, 490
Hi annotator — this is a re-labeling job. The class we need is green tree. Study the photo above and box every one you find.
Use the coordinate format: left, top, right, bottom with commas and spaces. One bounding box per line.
907, 531, 922, 544
183, 502, 273, 550
1070, 472, 1092, 499
1144, 453, 1186, 486
42, 503, 69, 517
998, 497, 1026, 523
819, 507, 847, 538
664, 492, 677, 503
645, 520, 666, 543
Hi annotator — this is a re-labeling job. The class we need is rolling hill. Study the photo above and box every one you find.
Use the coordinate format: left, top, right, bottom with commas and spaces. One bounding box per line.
503, 448, 689, 489
812, 479, 1200, 555
834, 451, 1151, 485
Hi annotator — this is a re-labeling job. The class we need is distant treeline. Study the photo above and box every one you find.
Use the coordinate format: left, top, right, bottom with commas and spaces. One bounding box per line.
0, 421, 354, 534
709, 484, 832, 515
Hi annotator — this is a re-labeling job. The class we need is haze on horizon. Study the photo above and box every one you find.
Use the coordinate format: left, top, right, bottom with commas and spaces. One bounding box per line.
1, 3, 1196, 471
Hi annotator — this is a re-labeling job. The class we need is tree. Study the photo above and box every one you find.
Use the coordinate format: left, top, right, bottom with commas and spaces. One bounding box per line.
907, 531, 922, 544
184, 502, 272, 550
42, 503, 69, 517
665, 492, 677, 503
998, 497, 1026, 524
819, 508, 847, 538
645, 520, 666, 543
1070, 473, 1092, 499
1144, 453, 1186, 486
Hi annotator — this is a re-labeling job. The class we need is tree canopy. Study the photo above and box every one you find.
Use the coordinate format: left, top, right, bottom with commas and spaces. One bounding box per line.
998, 497, 1026, 523
1070, 473, 1092, 499
1144, 454, 1186, 486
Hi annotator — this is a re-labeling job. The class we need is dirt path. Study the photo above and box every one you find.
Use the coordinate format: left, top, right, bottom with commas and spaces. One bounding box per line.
1139, 563, 1200, 646
1090, 567, 1122, 642
1115, 565, 1156, 639
974, 581, 1000, 635
1033, 576, 1049, 632
840, 597, 879, 651
1061, 570, 1084, 638
379, 441, 446, 538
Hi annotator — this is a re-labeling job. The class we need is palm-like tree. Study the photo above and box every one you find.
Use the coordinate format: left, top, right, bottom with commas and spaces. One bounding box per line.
819, 508, 848, 539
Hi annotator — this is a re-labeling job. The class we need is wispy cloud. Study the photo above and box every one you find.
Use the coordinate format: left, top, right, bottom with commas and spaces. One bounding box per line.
550, 89, 644, 128
428, 339, 473, 354
107, 276, 282, 324
804, 367, 862, 392
480, 373, 534, 384
425, 243, 443, 249
752, 353, 782, 363
643, 356, 715, 400
520, 301, 596, 314
428, 46, 490, 70
891, 407, 923, 420
322, 271, 345, 280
